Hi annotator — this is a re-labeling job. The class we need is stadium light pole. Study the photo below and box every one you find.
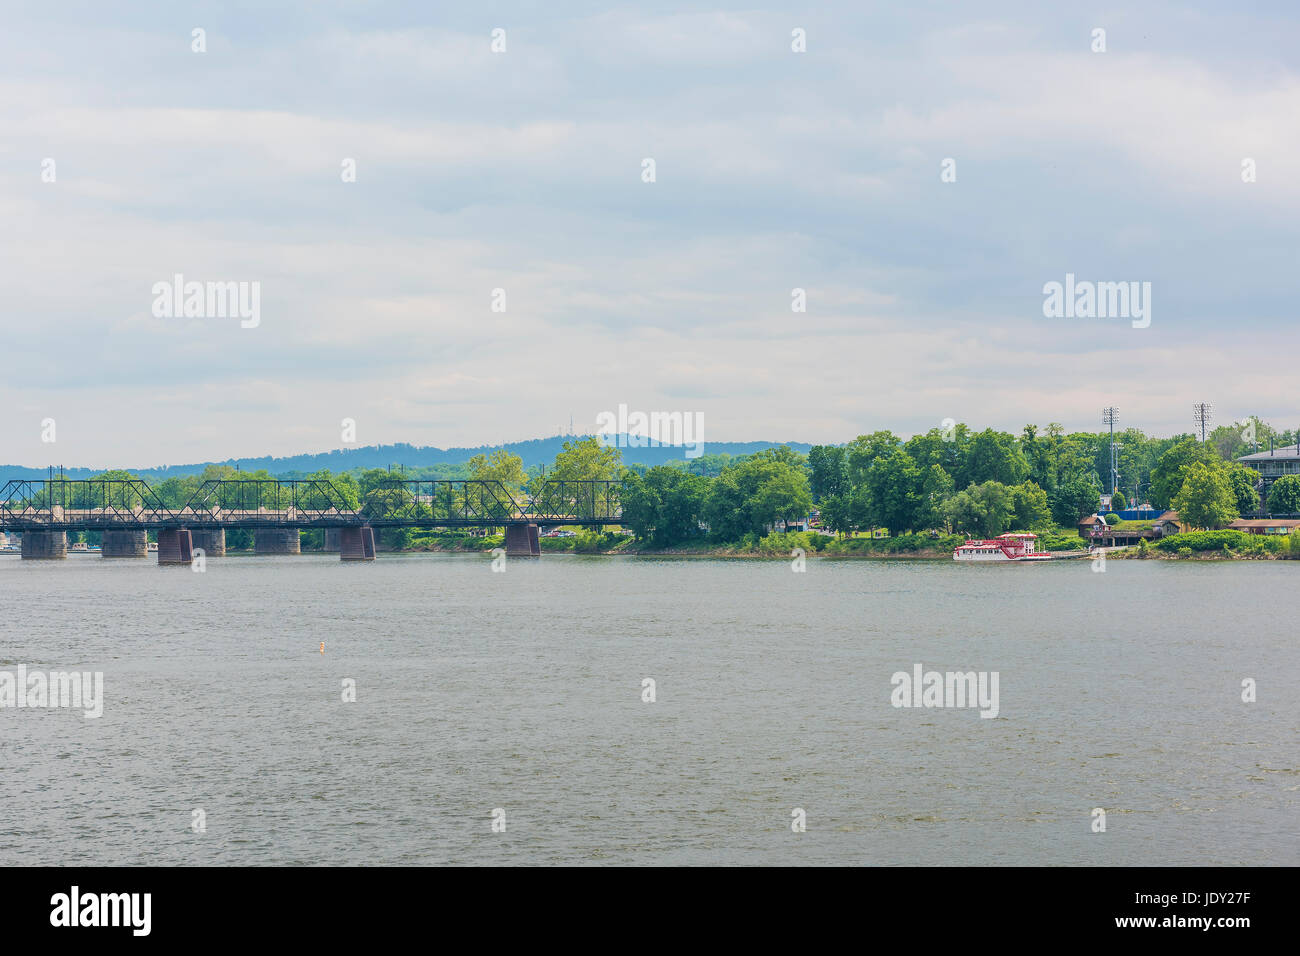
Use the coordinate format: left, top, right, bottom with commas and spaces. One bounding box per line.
1193, 403, 1212, 443
1102, 407, 1119, 494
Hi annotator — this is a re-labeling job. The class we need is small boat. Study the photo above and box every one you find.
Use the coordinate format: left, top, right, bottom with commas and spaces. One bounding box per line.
954, 532, 1053, 562
69, 542, 89, 552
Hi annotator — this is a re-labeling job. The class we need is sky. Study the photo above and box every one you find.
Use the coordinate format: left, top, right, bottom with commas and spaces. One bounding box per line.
2, 1, 1299, 467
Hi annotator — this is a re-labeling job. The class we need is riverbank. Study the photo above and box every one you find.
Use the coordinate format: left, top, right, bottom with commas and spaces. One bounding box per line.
203, 528, 1300, 562
338, 529, 1079, 560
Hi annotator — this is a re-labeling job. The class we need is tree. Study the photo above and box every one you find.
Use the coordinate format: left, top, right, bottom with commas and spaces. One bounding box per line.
1021, 424, 1056, 492
1049, 472, 1101, 526
1224, 463, 1260, 514
1209, 424, 1248, 461
82, 469, 146, 510
916, 464, 955, 531
544, 437, 623, 484
620, 466, 707, 546
753, 471, 813, 531
541, 437, 624, 526
818, 493, 855, 537
358, 467, 413, 518
906, 422, 972, 480
1050, 427, 1103, 487
1267, 474, 1300, 514
702, 449, 812, 539
654, 471, 709, 544
807, 445, 847, 501
942, 482, 1015, 537
844, 431, 901, 487
1011, 481, 1052, 531
1149, 438, 1219, 510
1171, 461, 1238, 529
468, 449, 528, 496
702, 469, 747, 541
1110, 490, 1127, 511
865, 449, 922, 535
961, 429, 1029, 487
847, 484, 873, 533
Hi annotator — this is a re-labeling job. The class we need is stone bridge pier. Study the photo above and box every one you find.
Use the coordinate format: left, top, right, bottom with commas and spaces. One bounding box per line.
157, 528, 194, 565
21, 531, 67, 559
323, 528, 341, 553
505, 523, 541, 557
254, 529, 301, 555
339, 526, 376, 561
190, 529, 226, 556
102, 530, 148, 558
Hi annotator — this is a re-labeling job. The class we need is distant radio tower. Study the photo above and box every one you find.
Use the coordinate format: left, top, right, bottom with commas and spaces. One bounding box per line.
1102, 406, 1119, 494
1193, 402, 1212, 442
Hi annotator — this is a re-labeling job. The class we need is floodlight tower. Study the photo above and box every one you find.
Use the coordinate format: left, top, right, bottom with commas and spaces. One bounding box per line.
1193, 403, 1212, 443
1102, 406, 1120, 494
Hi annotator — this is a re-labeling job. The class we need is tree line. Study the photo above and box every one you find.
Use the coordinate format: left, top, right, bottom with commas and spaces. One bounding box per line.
23, 417, 1294, 550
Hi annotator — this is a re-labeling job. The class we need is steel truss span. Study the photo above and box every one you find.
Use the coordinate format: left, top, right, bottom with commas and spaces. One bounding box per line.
0, 478, 622, 531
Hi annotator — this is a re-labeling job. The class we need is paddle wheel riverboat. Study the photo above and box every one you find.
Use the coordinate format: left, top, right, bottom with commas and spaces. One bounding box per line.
953, 532, 1053, 562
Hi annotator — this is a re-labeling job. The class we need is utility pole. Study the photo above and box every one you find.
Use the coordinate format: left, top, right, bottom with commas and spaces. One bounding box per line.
1193, 402, 1212, 443
1102, 406, 1119, 494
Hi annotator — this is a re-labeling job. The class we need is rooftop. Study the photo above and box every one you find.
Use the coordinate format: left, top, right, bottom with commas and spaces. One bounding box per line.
1237, 447, 1300, 462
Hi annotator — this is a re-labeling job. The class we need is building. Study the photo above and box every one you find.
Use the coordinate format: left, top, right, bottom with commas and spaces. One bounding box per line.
1077, 515, 1107, 537
1154, 511, 1184, 537
1235, 446, 1300, 495
1227, 518, 1300, 536
1076, 510, 1183, 547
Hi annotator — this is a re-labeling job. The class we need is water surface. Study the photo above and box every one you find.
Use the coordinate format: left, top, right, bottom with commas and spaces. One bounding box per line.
1, 552, 1295, 865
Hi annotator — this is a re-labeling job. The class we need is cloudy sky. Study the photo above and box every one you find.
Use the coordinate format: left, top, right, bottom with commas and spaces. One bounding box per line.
2, 1, 1298, 467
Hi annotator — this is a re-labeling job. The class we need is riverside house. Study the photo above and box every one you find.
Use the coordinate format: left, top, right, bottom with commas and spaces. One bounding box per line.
1077, 511, 1183, 547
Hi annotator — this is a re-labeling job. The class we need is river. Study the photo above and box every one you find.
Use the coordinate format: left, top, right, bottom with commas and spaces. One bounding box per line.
1, 552, 1296, 865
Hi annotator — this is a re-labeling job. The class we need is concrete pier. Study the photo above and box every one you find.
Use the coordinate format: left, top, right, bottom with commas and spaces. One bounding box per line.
254, 529, 301, 555
323, 528, 341, 553
504, 523, 541, 557
157, 528, 193, 565
190, 529, 226, 556
101, 529, 148, 558
21, 531, 67, 559
339, 526, 376, 561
